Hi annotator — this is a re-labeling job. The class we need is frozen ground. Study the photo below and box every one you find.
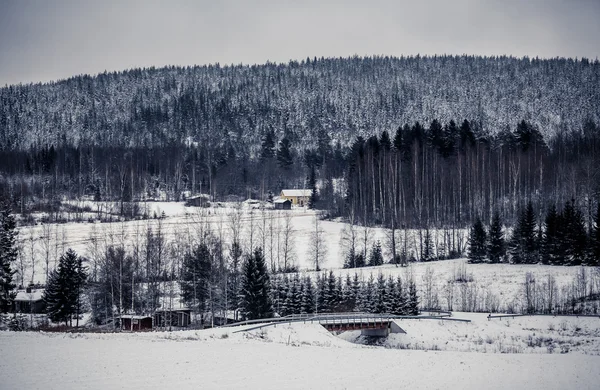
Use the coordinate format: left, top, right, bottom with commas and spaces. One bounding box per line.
341, 313, 600, 355
2, 317, 600, 390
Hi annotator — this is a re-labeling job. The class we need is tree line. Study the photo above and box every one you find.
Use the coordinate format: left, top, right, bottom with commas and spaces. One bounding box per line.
468, 200, 600, 266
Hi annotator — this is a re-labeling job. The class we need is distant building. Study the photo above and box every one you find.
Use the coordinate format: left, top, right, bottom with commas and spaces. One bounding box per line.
185, 194, 211, 207
119, 315, 153, 331
154, 308, 192, 328
274, 198, 292, 210
13, 288, 45, 314
280, 189, 312, 206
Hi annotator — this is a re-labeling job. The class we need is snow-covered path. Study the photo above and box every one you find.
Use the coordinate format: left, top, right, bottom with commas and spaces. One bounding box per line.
2, 330, 599, 390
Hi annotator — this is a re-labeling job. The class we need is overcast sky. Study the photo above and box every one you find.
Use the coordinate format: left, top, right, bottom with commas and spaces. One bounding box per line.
0, 0, 598, 86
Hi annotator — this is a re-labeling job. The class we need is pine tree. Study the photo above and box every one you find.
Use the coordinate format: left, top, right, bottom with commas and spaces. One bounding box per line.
180, 243, 212, 313
321, 271, 338, 313
43, 249, 87, 326
407, 279, 419, 315
356, 275, 374, 312
421, 228, 435, 262
391, 276, 407, 315
487, 211, 505, 263
374, 274, 387, 313
561, 200, 587, 265
368, 240, 383, 266
276, 138, 294, 170
468, 216, 487, 263
541, 204, 562, 265
0, 203, 17, 313
510, 202, 538, 264
300, 276, 315, 314
307, 166, 318, 209
260, 129, 276, 160
239, 248, 273, 320
283, 275, 301, 315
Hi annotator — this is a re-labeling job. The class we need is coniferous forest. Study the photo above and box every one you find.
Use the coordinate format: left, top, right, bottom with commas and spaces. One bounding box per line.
1, 55, 600, 330
0, 54, 599, 255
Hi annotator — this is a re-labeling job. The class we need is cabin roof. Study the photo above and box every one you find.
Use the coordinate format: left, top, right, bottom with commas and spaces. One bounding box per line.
281, 189, 311, 197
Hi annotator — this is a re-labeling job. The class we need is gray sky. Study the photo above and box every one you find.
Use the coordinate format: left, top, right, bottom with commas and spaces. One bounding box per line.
0, 0, 599, 86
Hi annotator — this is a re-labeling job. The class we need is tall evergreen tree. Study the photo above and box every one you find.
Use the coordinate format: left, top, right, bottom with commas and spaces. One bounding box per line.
276, 138, 294, 170
260, 129, 276, 160
468, 216, 487, 263
283, 275, 301, 315
541, 204, 563, 265
561, 200, 587, 265
300, 276, 315, 314
307, 166, 318, 209
0, 203, 17, 313
180, 243, 212, 313
239, 248, 272, 320
510, 202, 538, 264
43, 249, 87, 326
487, 211, 505, 263
374, 273, 388, 313
368, 240, 384, 266
421, 228, 435, 262
407, 279, 419, 315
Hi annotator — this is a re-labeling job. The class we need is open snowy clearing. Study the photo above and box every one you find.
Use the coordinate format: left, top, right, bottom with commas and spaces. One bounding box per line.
2, 317, 600, 390
14, 201, 597, 313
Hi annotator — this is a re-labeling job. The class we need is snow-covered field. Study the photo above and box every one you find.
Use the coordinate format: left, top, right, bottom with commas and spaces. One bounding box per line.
14, 201, 597, 313
2, 315, 600, 389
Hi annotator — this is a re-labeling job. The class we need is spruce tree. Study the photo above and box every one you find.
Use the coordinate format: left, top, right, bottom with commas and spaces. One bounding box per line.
307, 166, 318, 209
300, 276, 315, 314
510, 202, 538, 264
541, 204, 562, 265
43, 249, 87, 326
392, 276, 407, 315
374, 274, 388, 313
260, 129, 276, 160
239, 248, 273, 320
322, 271, 338, 313
0, 204, 17, 313
276, 138, 294, 170
561, 200, 587, 265
368, 240, 384, 266
421, 228, 435, 262
487, 211, 505, 263
407, 279, 419, 315
283, 275, 301, 315
468, 216, 487, 263
180, 244, 212, 313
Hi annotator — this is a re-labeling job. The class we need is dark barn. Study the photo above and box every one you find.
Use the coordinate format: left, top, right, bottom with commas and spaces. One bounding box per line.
119, 315, 153, 331
274, 199, 292, 210
154, 309, 192, 328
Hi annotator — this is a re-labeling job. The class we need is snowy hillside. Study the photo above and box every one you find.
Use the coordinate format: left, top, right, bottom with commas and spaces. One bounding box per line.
1, 56, 598, 149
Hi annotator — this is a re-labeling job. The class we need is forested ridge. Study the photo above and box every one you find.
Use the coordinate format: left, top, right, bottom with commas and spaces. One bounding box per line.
0, 55, 599, 230
1, 55, 598, 149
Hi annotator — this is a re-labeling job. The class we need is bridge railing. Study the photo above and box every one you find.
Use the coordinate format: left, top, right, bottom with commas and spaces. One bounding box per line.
226, 311, 471, 333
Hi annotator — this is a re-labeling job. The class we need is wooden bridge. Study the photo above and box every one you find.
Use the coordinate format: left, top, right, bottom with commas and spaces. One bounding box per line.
223, 311, 469, 337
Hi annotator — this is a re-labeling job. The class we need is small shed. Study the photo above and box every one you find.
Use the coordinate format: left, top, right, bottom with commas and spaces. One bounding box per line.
14, 288, 45, 314
154, 308, 192, 328
185, 194, 211, 207
274, 198, 292, 210
119, 315, 153, 331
